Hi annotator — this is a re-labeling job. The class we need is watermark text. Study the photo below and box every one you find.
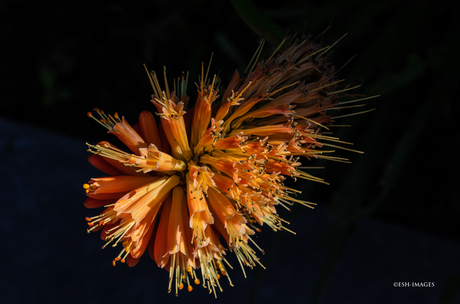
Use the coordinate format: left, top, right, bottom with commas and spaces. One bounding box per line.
393, 282, 435, 287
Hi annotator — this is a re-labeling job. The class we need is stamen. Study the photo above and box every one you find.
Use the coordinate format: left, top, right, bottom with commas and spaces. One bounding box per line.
87, 108, 119, 131
327, 84, 362, 96
330, 108, 375, 119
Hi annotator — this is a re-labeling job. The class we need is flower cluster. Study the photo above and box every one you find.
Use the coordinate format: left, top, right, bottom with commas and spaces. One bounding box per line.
83, 36, 366, 296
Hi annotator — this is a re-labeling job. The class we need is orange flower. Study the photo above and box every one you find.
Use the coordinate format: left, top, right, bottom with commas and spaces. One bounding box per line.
83, 35, 371, 297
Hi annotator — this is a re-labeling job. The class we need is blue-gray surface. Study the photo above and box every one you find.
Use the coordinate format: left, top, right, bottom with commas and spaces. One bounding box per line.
1, 117, 459, 304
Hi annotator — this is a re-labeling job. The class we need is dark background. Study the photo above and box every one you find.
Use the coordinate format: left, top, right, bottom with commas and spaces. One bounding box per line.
1, 0, 459, 303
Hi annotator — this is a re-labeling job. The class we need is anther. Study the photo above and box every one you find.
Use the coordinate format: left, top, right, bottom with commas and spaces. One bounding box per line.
112, 257, 121, 267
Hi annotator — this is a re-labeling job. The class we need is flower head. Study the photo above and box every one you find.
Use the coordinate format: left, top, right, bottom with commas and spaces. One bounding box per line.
83, 35, 369, 296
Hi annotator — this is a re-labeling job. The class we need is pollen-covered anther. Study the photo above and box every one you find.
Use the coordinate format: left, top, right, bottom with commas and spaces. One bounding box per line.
87, 108, 121, 131
85, 208, 117, 232
111, 243, 133, 266
83, 183, 97, 194
110, 238, 134, 267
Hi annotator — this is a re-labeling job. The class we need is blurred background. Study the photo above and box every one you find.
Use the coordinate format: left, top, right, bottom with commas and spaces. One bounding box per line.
1, 0, 459, 303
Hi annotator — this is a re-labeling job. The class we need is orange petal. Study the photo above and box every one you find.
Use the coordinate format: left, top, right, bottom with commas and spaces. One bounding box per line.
90, 176, 160, 194
86, 191, 126, 200
84, 197, 115, 209
153, 194, 172, 267
167, 186, 192, 256
88, 154, 124, 176
139, 111, 162, 149
108, 116, 148, 153
126, 255, 140, 267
